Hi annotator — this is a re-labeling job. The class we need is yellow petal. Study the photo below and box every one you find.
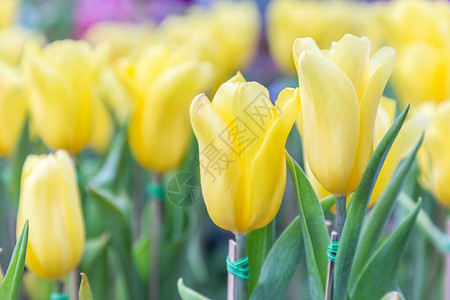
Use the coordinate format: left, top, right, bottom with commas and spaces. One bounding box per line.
326, 34, 371, 99
247, 88, 300, 231
292, 37, 320, 73
190, 94, 245, 233
348, 47, 396, 192
298, 50, 360, 195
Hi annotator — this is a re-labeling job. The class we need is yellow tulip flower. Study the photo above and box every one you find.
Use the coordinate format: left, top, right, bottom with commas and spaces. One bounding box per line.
294, 34, 396, 196
301, 97, 425, 207
0, 61, 27, 157
16, 150, 85, 280
190, 72, 301, 233
0, 0, 18, 28
393, 42, 450, 107
0, 27, 44, 66
24, 40, 106, 153
417, 100, 450, 207
88, 94, 113, 154
128, 44, 213, 172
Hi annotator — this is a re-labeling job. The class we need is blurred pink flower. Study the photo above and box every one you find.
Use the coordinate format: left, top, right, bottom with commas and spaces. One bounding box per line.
75, 0, 137, 37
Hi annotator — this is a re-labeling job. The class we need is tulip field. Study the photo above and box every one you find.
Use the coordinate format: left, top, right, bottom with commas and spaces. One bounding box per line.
1, 0, 450, 299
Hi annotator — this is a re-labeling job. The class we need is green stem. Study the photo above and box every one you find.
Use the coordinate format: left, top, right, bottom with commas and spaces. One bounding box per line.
235, 234, 248, 300
335, 196, 347, 238
149, 174, 163, 300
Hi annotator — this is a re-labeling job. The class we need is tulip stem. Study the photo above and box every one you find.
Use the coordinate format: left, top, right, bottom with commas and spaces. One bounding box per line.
335, 195, 347, 238
234, 234, 248, 300
149, 174, 163, 300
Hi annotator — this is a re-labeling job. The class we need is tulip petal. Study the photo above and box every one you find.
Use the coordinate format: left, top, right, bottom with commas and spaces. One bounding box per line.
349, 47, 396, 191
293, 37, 320, 72
247, 88, 300, 231
326, 34, 370, 99
190, 94, 246, 233
298, 51, 360, 195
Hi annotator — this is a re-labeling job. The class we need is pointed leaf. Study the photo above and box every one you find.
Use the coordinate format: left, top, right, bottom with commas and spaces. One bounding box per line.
177, 278, 210, 300
334, 104, 410, 300
320, 195, 336, 212
250, 217, 304, 300
247, 220, 275, 294
286, 152, 329, 298
79, 273, 94, 300
351, 199, 421, 299
0, 221, 29, 300
350, 134, 423, 286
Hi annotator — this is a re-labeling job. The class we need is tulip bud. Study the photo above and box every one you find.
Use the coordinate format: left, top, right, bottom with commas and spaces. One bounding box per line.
0, 61, 27, 157
24, 40, 106, 153
128, 45, 213, 172
16, 150, 85, 280
190, 72, 300, 233
294, 34, 396, 196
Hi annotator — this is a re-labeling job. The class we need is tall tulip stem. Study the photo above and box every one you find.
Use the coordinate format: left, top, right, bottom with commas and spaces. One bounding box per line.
149, 174, 163, 300
335, 196, 347, 238
235, 234, 248, 300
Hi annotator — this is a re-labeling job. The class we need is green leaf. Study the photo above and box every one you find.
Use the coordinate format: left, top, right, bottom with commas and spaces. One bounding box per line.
250, 217, 304, 300
333, 104, 410, 300
350, 199, 421, 300
177, 278, 210, 300
247, 220, 275, 295
398, 192, 450, 253
0, 221, 29, 300
79, 273, 94, 300
320, 195, 336, 213
350, 135, 423, 287
286, 152, 329, 298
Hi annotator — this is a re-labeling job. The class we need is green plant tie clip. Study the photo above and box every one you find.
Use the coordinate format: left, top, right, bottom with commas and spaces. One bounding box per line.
146, 182, 165, 201
50, 293, 68, 300
327, 241, 339, 262
226, 256, 250, 280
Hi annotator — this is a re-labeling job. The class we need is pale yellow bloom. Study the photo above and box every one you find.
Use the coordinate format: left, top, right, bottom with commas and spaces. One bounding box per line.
417, 100, 450, 207
0, 61, 27, 157
16, 150, 85, 280
0, 0, 18, 28
0, 27, 44, 66
128, 44, 213, 172
294, 34, 396, 195
190, 73, 300, 233
24, 40, 107, 153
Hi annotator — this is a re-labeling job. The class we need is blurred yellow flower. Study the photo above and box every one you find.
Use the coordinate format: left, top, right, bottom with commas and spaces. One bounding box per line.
0, 61, 27, 157
294, 34, 396, 195
16, 150, 85, 280
24, 40, 107, 153
128, 44, 213, 172
0, 27, 44, 66
267, 0, 382, 75
0, 0, 18, 28
417, 100, 450, 207
84, 21, 155, 61
190, 72, 300, 233
393, 42, 450, 107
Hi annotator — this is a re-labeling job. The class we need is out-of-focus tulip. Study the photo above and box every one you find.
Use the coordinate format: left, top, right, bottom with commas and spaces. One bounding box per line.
0, 28, 44, 66
16, 150, 85, 280
267, 0, 382, 75
190, 72, 300, 233
84, 21, 155, 60
24, 40, 107, 153
294, 34, 396, 196
301, 97, 425, 207
0, 0, 18, 28
417, 100, 450, 207
88, 95, 113, 154
128, 44, 213, 172
0, 61, 27, 157
393, 42, 450, 107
